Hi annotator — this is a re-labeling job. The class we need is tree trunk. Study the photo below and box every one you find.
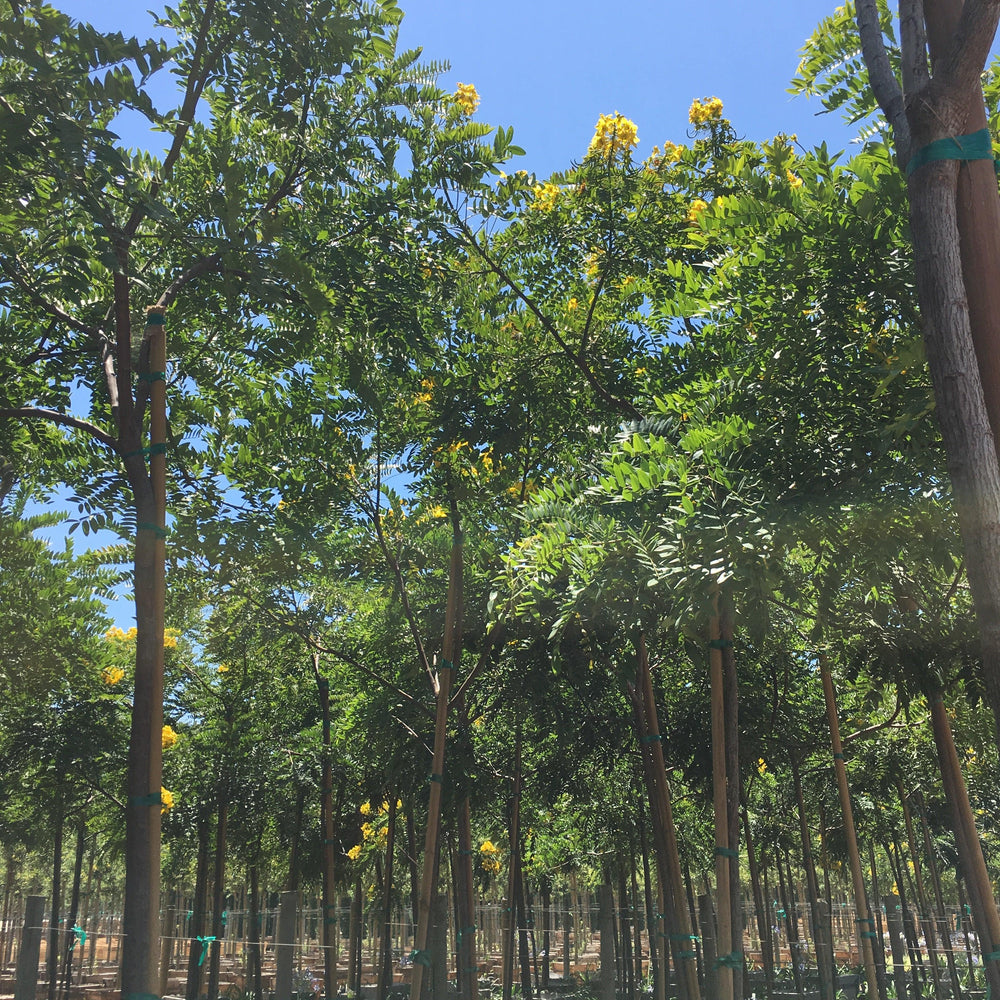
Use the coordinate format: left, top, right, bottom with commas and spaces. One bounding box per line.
248, 864, 262, 1000
632, 631, 701, 1000
121, 309, 167, 1000
928, 693, 1000, 995
742, 803, 776, 999
708, 603, 734, 1000
314, 662, 338, 1000
377, 793, 397, 1000
206, 797, 228, 1000
410, 503, 463, 1000
501, 729, 522, 1000
819, 652, 880, 997
792, 759, 833, 1000
185, 816, 211, 1000
59, 821, 86, 1000
48, 799, 63, 1000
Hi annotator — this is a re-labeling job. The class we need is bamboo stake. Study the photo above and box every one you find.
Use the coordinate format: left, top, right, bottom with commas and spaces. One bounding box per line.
818, 653, 879, 998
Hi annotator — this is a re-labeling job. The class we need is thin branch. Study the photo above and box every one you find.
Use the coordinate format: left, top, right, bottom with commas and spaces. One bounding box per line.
855, 0, 912, 164
153, 252, 223, 311
842, 693, 904, 742
0, 407, 119, 450
450, 621, 505, 706
0, 260, 101, 338
444, 190, 645, 422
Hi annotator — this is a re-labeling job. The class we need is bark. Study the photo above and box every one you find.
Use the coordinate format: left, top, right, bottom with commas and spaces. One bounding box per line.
819, 653, 880, 997
501, 729, 522, 1000
59, 821, 86, 1000
410, 501, 463, 1000
248, 863, 262, 1000
205, 797, 228, 1000
48, 799, 63, 1000
632, 631, 701, 1000
121, 311, 167, 1000
928, 694, 1000, 995
376, 794, 397, 1000
742, 803, 775, 998
184, 816, 211, 1000
315, 663, 338, 1000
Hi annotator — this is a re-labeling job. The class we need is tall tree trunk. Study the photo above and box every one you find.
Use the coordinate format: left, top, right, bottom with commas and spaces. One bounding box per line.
708, 602, 734, 1000
928, 693, 1000, 995
410, 500, 463, 1000
818, 652, 880, 997
313, 660, 338, 1000
59, 821, 86, 1000
719, 596, 743, 1000
632, 631, 701, 1000
742, 803, 775, 999
121, 308, 167, 1000
501, 729, 522, 1000
206, 796, 228, 1000
792, 758, 833, 1000
453, 697, 479, 1000
248, 863, 262, 1000
915, 790, 963, 1000
48, 798, 64, 1000
377, 793, 397, 1000
185, 815, 211, 1000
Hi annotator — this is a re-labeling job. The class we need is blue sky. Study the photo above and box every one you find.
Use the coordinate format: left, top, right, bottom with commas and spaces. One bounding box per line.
35, 1, 856, 626
53, 0, 859, 175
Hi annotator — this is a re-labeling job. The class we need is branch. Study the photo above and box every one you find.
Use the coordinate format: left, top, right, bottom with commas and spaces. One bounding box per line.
153, 252, 223, 311
0, 259, 101, 338
444, 191, 644, 422
855, 0, 912, 164
900, 0, 931, 97
941, 0, 1000, 96
0, 407, 119, 450
450, 620, 505, 706
842, 693, 904, 742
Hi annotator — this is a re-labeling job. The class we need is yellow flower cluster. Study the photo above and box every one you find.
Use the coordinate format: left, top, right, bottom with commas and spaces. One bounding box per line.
757, 757, 767, 776
163, 627, 181, 650
480, 840, 501, 874
567, 297, 578, 312
162, 725, 179, 750
786, 169, 803, 189
360, 801, 372, 816
361, 821, 374, 840
347, 844, 362, 861
454, 82, 480, 116
217, 663, 230, 674
532, 181, 560, 212
102, 666, 125, 686
105, 626, 137, 642
689, 97, 724, 126
161, 787, 175, 814
687, 198, 708, 225
646, 141, 683, 170
587, 112, 639, 160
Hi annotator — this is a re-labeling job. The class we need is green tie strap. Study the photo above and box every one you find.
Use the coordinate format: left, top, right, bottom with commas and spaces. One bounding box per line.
457, 925, 477, 940
715, 846, 738, 859
138, 523, 168, 539
714, 950, 742, 969
69, 926, 86, 950
196, 936, 216, 966
708, 638, 732, 649
146, 312, 165, 325
138, 371, 167, 383
907, 128, 996, 177
641, 733, 662, 744
410, 948, 432, 968
130, 792, 162, 808
428, 772, 443, 784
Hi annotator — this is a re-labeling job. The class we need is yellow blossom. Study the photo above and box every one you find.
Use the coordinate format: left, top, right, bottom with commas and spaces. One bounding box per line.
163, 627, 180, 650
361, 821, 374, 840
412, 392, 432, 405
217, 663, 230, 674
786, 169, 803, 189
102, 665, 125, 686
161, 787, 175, 815
531, 182, 560, 212
567, 297, 578, 312
429, 504, 448, 519
454, 82, 480, 116
687, 198, 709, 225
480, 840, 500, 855
360, 801, 372, 816
587, 112, 639, 160
688, 96, 724, 127
347, 844, 362, 861
162, 725, 179, 750
757, 757, 767, 776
